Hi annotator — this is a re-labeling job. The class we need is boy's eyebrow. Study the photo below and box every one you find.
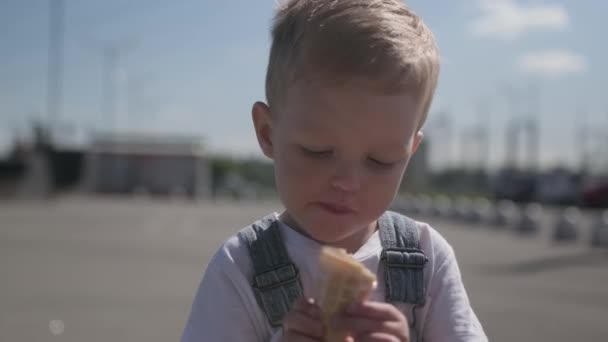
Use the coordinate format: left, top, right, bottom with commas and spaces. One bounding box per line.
374, 141, 411, 151
288, 114, 335, 134
377, 143, 416, 158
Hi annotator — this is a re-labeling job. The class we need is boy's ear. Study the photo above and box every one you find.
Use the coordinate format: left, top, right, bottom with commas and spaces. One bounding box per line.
252, 101, 274, 159
411, 131, 424, 154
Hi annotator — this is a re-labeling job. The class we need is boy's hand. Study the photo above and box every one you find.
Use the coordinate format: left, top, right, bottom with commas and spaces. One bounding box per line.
282, 297, 325, 341
332, 301, 410, 342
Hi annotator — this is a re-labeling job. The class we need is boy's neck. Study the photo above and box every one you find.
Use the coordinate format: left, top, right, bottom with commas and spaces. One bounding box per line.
278, 212, 378, 254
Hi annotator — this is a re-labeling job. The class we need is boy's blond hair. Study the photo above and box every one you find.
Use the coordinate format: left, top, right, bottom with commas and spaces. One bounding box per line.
266, 0, 440, 130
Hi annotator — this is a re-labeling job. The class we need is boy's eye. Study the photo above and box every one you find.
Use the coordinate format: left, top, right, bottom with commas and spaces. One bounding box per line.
301, 146, 332, 157
368, 158, 397, 168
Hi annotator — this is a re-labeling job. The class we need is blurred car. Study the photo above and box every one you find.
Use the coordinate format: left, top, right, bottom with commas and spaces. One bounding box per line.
536, 168, 581, 205
590, 211, 608, 247
582, 179, 608, 208
491, 168, 537, 203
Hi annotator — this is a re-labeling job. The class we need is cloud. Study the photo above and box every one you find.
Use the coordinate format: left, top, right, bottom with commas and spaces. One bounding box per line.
517, 50, 587, 76
469, 0, 569, 40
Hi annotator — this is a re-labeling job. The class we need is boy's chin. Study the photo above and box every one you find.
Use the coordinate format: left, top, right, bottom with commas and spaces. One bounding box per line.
294, 225, 346, 244
305, 224, 368, 248
284, 210, 375, 247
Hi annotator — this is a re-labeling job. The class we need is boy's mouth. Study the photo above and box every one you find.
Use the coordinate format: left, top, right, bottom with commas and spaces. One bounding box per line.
316, 202, 355, 215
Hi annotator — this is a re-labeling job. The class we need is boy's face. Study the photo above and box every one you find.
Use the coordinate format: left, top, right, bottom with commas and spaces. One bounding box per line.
252, 80, 424, 251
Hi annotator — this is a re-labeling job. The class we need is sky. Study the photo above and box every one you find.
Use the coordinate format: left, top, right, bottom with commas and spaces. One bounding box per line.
1, 0, 607, 170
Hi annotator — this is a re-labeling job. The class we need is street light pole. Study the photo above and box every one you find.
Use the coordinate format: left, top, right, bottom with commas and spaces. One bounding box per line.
47, 0, 64, 141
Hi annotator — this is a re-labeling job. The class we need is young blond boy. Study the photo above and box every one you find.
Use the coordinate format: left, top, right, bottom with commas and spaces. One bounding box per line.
181, 0, 487, 341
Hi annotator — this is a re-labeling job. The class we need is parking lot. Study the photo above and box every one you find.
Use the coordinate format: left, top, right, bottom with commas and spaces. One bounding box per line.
1, 196, 607, 341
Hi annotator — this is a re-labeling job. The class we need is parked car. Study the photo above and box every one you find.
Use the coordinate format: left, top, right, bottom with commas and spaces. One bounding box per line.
582, 179, 608, 208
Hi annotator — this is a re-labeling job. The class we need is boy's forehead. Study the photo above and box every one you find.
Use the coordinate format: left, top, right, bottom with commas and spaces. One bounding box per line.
278, 80, 423, 143
283, 79, 423, 118
283, 113, 415, 153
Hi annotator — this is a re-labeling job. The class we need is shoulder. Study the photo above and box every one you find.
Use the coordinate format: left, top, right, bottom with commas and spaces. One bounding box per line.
416, 219, 455, 261
208, 232, 250, 276
206, 212, 282, 280
183, 215, 279, 341
385, 211, 455, 267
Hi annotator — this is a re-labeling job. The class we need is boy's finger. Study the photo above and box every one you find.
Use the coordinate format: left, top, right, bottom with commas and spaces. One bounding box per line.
356, 332, 401, 342
332, 316, 407, 339
282, 329, 324, 342
346, 301, 405, 321
293, 297, 321, 319
284, 310, 325, 338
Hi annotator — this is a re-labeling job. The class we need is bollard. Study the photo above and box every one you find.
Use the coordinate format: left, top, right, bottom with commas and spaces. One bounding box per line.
465, 198, 492, 224
391, 194, 417, 216
402, 194, 418, 215
414, 194, 433, 217
453, 197, 473, 221
446, 199, 461, 220
515, 203, 543, 235
553, 207, 580, 242
490, 200, 517, 228
133, 186, 150, 199
430, 195, 452, 218
590, 210, 608, 248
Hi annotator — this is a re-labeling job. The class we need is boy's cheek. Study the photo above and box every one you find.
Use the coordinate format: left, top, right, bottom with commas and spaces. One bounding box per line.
282, 159, 329, 185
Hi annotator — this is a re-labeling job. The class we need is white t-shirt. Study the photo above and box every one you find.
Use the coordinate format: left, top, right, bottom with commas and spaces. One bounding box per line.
181, 213, 488, 342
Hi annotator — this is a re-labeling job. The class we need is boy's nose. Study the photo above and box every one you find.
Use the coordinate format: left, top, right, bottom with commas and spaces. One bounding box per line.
330, 164, 361, 192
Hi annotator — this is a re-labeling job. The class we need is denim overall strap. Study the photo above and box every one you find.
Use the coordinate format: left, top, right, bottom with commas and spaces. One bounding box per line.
239, 214, 304, 327
378, 211, 428, 342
